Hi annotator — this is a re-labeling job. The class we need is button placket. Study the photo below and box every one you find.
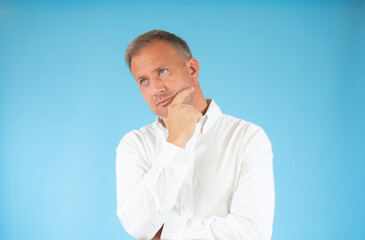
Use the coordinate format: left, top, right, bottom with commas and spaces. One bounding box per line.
179, 127, 198, 218
186, 126, 201, 218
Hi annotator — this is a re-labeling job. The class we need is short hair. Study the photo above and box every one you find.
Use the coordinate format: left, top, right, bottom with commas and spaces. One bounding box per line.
125, 30, 192, 70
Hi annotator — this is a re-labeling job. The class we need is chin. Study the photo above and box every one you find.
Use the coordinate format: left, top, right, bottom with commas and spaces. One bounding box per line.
158, 112, 168, 118
153, 109, 167, 118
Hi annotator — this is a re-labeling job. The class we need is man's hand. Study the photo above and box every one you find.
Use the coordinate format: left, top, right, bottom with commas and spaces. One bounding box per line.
161, 87, 202, 149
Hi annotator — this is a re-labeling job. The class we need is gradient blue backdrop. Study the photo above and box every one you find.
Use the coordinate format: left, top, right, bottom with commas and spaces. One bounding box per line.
1, 0, 364, 239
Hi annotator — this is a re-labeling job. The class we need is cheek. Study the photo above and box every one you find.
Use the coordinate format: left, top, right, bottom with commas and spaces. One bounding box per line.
140, 89, 152, 104
169, 75, 191, 90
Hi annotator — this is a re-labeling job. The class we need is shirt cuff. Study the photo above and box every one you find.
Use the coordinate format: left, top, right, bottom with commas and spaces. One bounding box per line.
159, 141, 193, 172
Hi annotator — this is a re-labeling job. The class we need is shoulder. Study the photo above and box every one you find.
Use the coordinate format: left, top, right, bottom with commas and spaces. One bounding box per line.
218, 113, 271, 147
116, 122, 159, 152
217, 114, 273, 171
219, 112, 266, 134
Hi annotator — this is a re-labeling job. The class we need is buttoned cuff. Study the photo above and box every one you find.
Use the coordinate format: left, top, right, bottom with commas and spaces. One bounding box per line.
159, 141, 193, 172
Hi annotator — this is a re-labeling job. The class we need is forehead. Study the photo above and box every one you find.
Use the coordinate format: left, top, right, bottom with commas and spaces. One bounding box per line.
130, 40, 181, 76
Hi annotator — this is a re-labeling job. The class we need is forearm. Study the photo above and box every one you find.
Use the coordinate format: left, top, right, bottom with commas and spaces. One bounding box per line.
162, 211, 274, 240
162, 179, 274, 240
117, 162, 186, 238
116, 139, 192, 239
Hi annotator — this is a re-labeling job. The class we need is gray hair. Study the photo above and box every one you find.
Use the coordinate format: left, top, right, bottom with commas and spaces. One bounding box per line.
125, 30, 192, 70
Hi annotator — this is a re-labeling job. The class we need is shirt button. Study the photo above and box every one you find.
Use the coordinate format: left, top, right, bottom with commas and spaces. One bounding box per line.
183, 158, 188, 164
184, 204, 189, 210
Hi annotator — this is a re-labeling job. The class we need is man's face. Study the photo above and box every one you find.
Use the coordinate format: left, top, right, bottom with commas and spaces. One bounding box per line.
130, 40, 195, 118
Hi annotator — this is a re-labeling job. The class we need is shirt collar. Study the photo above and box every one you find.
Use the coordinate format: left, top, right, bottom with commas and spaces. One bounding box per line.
155, 99, 222, 135
200, 99, 221, 134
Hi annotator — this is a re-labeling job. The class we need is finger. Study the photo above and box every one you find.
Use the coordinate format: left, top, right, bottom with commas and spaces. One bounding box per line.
171, 86, 194, 105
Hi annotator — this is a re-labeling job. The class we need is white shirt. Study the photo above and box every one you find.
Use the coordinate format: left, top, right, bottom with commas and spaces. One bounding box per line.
116, 99, 275, 240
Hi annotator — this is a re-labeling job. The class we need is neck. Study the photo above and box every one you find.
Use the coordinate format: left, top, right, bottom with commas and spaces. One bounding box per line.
193, 88, 208, 115
197, 99, 208, 115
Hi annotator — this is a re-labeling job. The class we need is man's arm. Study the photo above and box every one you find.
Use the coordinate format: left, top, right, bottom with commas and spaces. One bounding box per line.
116, 132, 191, 239
116, 87, 201, 239
161, 128, 275, 239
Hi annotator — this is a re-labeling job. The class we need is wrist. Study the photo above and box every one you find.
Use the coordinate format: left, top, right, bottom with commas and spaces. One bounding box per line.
166, 136, 187, 149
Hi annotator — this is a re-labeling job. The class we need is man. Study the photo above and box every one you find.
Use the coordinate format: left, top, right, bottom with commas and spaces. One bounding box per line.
116, 30, 275, 240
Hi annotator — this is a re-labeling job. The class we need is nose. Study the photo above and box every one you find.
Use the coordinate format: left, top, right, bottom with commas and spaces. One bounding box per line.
151, 78, 166, 96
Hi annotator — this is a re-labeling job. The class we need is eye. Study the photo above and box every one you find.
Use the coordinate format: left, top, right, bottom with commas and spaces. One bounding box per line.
140, 79, 147, 85
159, 69, 167, 75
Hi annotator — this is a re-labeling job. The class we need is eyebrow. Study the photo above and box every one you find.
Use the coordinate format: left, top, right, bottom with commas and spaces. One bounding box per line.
136, 65, 168, 81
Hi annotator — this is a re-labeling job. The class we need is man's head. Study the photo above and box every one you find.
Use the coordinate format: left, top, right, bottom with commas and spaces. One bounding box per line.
126, 30, 206, 118
125, 30, 192, 71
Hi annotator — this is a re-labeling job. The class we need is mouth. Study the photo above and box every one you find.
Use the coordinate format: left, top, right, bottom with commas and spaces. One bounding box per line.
156, 96, 174, 107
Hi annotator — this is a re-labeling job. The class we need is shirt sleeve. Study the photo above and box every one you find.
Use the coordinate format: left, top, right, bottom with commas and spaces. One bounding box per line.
116, 131, 193, 240
161, 127, 275, 240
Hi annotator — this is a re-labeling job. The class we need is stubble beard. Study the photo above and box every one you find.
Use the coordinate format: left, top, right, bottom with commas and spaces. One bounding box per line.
155, 91, 194, 119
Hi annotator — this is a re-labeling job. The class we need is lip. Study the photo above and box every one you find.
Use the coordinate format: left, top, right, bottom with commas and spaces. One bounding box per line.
157, 96, 174, 107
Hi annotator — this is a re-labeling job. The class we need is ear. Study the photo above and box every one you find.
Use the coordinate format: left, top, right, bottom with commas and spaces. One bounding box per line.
187, 58, 200, 83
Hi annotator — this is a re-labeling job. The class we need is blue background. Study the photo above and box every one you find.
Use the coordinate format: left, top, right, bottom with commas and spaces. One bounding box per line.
1, 0, 364, 239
